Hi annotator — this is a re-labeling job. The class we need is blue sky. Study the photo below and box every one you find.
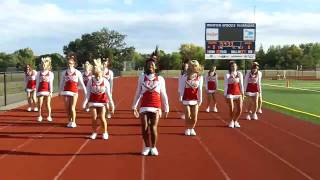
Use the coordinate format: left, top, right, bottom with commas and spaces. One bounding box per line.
1, 0, 320, 55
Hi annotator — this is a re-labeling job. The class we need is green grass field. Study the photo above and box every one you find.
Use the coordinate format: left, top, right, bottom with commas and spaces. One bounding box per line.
216, 79, 320, 124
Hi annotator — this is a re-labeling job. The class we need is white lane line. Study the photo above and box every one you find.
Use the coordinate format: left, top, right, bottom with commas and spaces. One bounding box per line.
215, 114, 315, 180
54, 139, 90, 180
260, 120, 320, 149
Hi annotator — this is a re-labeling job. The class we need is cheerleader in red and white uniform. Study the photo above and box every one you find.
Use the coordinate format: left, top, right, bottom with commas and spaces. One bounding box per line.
205, 66, 218, 113
132, 53, 169, 156
83, 58, 114, 140
178, 62, 188, 119
224, 61, 244, 128
103, 58, 114, 119
24, 64, 38, 112
82, 61, 93, 112
244, 62, 262, 120
59, 54, 87, 128
36, 57, 54, 122
179, 60, 203, 136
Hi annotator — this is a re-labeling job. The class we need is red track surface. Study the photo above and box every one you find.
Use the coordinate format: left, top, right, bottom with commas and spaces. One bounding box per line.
0, 77, 319, 180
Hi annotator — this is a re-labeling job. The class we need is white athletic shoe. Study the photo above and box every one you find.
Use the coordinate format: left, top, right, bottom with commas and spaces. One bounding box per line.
27, 107, 32, 112
37, 116, 43, 122
90, 132, 97, 139
66, 122, 72, 128
33, 107, 38, 112
85, 108, 90, 112
213, 107, 218, 113
246, 114, 251, 120
252, 113, 258, 120
150, 147, 159, 156
180, 114, 185, 120
228, 120, 235, 128
205, 107, 210, 112
190, 129, 197, 136
141, 147, 151, 156
107, 113, 112, 119
258, 109, 262, 114
185, 129, 191, 136
234, 121, 241, 128
70, 122, 77, 128
102, 132, 109, 140
47, 116, 53, 122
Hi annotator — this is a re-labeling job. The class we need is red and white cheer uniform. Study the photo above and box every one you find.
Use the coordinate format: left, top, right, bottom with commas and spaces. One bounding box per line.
132, 73, 169, 113
224, 71, 244, 99
179, 74, 203, 106
85, 77, 114, 108
24, 70, 37, 92
36, 70, 54, 96
244, 71, 262, 96
82, 71, 92, 87
205, 73, 218, 93
59, 69, 87, 96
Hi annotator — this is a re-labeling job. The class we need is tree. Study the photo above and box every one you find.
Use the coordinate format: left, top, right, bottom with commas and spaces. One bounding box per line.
179, 44, 205, 65
36, 53, 66, 70
12, 48, 36, 70
63, 27, 131, 70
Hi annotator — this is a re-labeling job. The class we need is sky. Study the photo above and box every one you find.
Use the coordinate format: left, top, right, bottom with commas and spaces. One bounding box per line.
1, 0, 320, 55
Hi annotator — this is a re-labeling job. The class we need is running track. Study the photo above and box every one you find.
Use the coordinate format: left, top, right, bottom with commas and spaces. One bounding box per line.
0, 77, 319, 180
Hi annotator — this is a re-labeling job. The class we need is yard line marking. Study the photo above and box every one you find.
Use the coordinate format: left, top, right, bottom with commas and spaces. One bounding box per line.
263, 83, 320, 93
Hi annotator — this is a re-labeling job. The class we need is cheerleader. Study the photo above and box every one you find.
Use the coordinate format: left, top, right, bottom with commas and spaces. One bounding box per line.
24, 64, 38, 112
59, 54, 87, 128
178, 62, 188, 119
205, 66, 218, 113
83, 58, 114, 140
224, 61, 244, 128
36, 57, 54, 122
179, 60, 203, 136
103, 58, 114, 119
244, 62, 262, 120
132, 52, 169, 156
82, 61, 93, 112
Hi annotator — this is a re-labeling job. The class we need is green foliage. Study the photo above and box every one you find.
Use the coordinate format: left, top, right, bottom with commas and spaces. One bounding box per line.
63, 27, 133, 71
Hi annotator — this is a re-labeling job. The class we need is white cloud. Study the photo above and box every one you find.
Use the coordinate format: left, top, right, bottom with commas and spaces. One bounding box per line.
0, 0, 319, 55
124, 0, 133, 5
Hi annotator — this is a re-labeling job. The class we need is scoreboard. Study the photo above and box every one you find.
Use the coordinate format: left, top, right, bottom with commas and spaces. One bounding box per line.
205, 23, 256, 60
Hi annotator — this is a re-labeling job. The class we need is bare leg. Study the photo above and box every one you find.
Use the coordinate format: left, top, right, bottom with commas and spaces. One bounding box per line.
99, 107, 107, 133
184, 105, 191, 128
190, 105, 199, 129
45, 96, 52, 117
38, 96, 44, 117
91, 108, 98, 133
140, 113, 150, 147
64, 96, 71, 121
227, 98, 234, 121
149, 112, 159, 148
212, 93, 217, 109
27, 92, 32, 107
31, 91, 37, 108
71, 95, 78, 123
234, 98, 243, 122
206, 93, 212, 109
